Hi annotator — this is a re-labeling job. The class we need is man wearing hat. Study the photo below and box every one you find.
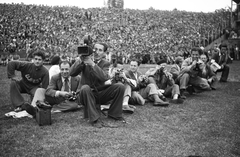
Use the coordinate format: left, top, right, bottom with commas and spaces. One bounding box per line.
211, 44, 230, 82
70, 43, 125, 128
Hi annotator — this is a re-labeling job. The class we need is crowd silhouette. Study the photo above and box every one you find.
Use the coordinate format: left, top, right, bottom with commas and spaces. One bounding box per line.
0, 3, 231, 64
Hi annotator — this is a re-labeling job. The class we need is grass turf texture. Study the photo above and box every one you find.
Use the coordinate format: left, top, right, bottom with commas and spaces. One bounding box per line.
0, 62, 240, 157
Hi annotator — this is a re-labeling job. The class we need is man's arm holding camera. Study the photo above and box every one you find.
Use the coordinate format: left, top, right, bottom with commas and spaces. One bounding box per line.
119, 71, 137, 87
181, 58, 195, 73
69, 58, 85, 77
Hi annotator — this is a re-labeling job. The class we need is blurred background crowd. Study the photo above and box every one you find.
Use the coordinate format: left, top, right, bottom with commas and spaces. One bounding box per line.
0, 3, 237, 64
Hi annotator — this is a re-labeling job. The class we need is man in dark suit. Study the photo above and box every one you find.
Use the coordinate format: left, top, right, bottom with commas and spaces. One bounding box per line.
69, 43, 125, 128
211, 44, 230, 82
28, 60, 81, 114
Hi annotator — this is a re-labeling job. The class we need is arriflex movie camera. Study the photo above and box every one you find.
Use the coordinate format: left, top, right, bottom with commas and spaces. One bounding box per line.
77, 35, 93, 56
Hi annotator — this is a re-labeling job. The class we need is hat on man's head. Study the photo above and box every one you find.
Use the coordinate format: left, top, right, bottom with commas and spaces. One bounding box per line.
51, 56, 61, 65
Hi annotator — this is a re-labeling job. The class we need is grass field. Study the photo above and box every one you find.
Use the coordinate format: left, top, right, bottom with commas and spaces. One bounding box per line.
0, 62, 240, 157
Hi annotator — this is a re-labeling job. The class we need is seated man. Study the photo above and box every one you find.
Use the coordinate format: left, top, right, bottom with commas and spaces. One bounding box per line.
199, 52, 218, 90
148, 64, 184, 104
69, 43, 125, 128
169, 56, 184, 81
125, 59, 169, 106
211, 44, 230, 82
25, 60, 81, 116
176, 47, 211, 97
7, 50, 49, 111
109, 62, 138, 114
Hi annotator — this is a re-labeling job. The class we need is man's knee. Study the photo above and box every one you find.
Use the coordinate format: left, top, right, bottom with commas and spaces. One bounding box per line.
112, 82, 125, 91
10, 80, 18, 88
147, 83, 156, 89
181, 73, 190, 80
35, 88, 46, 95
81, 85, 91, 92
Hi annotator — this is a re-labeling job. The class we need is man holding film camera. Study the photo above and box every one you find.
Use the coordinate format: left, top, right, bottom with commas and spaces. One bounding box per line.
69, 43, 125, 128
177, 47, 211, 97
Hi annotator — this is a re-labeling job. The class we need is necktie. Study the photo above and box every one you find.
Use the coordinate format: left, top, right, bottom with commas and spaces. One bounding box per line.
64, 78, 69, 92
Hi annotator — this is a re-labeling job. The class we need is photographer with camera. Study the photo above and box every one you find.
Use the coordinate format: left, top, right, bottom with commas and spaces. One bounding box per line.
69, 43, 125, 128
177, 47, 211, 98
199, 52, 218, 90
124, 59, 169, 107
147, 64, 184, 104
109, 61, 143, 114
211, 44, 230, 82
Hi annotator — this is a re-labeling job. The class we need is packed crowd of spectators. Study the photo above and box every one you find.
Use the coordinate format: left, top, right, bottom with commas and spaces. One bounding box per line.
0, 3, 230, 64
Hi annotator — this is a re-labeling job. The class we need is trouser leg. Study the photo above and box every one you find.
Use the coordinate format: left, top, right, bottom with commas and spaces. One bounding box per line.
31, 88, 46, 107
164, 84, 180, 98
129, 91, 145, 105
220, 65, 229, 82
80, 85, 99, 122
10, 80, 25, 108
98, 83, 125, 119
189, 76, 211, 91
179, 73, 190, 90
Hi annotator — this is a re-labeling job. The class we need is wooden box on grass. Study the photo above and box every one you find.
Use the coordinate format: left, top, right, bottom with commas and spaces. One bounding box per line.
36, 106, 51, 126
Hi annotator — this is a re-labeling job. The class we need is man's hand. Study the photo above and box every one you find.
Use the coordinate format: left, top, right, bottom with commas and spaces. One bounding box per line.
191, 60, 197, 68
104, 79, 112, 85
83, 56, 95, 67
10, 76, 21, 82
119, 71, 127, 80
59, 91, 71, 99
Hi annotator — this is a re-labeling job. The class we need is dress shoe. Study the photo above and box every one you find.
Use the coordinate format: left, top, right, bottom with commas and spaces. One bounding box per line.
170, 98, 184, 104
122, 105, 134, 114
153, 101, 169, 107
219, 79, 227, 83
128, 104, 136, 109
108, 115, 126, 123
21, 102, 36, 118
186, 86, 194, 95
180, 95, 187, 99
92, 120, 104, 128
159, 95, 167, 101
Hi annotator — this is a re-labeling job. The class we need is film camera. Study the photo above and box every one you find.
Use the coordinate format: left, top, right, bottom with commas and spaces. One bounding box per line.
68, 91, 78, 101
112, 68, 125, 83
193, 60, 204, 71
77, 45, 93, 56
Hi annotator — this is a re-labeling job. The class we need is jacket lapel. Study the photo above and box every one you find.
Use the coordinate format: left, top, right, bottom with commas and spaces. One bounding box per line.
70, 77, 77, 92
57, 73, 63, 90
129, 71, 137, 81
